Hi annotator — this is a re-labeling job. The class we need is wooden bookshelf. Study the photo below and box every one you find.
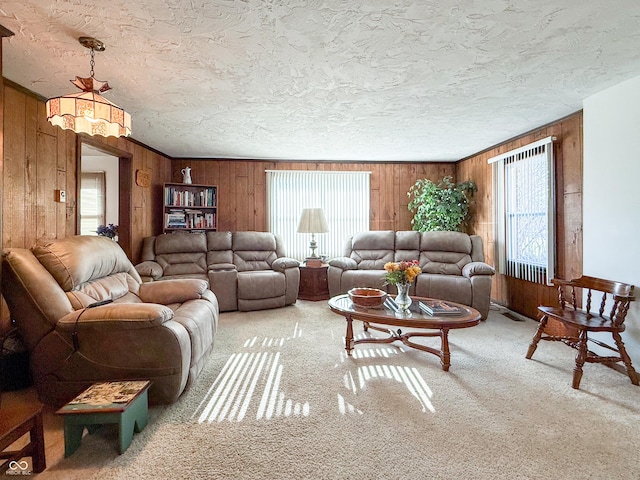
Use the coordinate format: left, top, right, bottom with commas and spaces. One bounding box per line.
163, 182, 217, 233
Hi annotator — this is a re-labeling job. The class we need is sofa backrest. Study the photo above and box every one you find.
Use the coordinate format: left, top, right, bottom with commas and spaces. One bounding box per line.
394, 231, 421, 262
153, 232, 208, 277
31, 235, 143, 308
419, 231, 476, 275
206, 231, 234, 266
349, 230, 395, 269
233, 232, 279, 272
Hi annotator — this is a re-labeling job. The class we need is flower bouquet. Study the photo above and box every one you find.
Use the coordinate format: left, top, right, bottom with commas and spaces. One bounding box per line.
383, 260, 422, 313
383, 260, 422, 286
96, 224, 118, 239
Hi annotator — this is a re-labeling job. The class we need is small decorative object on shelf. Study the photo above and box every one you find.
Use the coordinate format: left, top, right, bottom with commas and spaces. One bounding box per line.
383, 260, 422, 313
96, 223, 118, 240
181, 166, 192, 184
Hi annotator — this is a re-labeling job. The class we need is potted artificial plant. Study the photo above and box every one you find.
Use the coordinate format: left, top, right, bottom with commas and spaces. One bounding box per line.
407, 176, 477, 232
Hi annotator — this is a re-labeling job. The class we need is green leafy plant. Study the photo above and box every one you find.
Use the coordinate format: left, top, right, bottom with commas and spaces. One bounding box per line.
407, 176, 477, 232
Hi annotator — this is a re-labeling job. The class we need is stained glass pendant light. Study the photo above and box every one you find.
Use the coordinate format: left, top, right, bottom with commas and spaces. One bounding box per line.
46, 37, 131, 138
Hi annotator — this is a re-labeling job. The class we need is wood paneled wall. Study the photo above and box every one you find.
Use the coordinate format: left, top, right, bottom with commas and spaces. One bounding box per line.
456, 111, 583, 319
171, 160, 456, 232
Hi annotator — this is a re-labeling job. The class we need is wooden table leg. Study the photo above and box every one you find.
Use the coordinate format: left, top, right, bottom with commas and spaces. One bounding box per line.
440, 328, 451, 372
345, 315, 354, 356
30, 410, 46, 473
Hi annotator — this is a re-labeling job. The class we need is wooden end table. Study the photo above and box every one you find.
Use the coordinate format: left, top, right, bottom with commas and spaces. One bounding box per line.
298, 264, 330, 301
56, 380, 151, 457
328, 295, 481, 371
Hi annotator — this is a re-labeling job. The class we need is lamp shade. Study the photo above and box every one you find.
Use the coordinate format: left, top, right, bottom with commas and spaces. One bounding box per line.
46, 89, 132, 138
297, 208, 329, 233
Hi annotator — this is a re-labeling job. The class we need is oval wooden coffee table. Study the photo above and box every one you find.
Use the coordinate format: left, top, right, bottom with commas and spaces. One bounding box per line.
328, 294, 481, 371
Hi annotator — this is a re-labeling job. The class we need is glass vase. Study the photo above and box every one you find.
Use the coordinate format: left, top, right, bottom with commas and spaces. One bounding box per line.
395, 283, 412, 313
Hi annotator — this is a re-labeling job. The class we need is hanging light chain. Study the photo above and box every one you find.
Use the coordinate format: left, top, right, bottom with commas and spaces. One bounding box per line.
89, 47, 95, 78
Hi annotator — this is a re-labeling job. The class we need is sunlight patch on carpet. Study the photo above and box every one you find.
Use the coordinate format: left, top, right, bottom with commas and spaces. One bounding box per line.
192, 323, 310, 423
336, 346, 436, 414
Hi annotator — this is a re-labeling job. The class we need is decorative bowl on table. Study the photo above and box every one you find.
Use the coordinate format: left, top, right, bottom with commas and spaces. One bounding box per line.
348, 288, 387, 307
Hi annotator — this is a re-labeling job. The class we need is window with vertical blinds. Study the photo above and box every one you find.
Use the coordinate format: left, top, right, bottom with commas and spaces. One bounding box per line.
266, 170, 370, 261
489, 137, 555, 285
80, 171, 106, 235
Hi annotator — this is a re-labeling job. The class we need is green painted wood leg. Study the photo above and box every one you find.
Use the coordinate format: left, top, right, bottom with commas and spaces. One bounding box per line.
63, 422, 85, 458
117, 391, 148, 454
118, 415, 135, 455
132, 390, 149, 433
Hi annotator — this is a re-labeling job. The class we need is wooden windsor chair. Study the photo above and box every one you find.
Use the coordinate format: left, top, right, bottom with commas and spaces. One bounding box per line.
526, 275, 638, 389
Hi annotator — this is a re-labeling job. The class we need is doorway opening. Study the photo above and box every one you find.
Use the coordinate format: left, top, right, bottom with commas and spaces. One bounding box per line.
80, 144, 118, 236
77, 140, 133, 260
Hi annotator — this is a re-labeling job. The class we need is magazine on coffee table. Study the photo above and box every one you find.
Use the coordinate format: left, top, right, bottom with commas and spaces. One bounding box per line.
419, 300, 464, 316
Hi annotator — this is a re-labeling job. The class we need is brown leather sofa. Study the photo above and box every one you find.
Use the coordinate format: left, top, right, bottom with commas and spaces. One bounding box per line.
1, 235, 218, 406
328, 231, 495, 319
135, 231, 300, 312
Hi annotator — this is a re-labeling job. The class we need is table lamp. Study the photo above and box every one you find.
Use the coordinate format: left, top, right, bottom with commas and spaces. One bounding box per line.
297, 208, 329, 261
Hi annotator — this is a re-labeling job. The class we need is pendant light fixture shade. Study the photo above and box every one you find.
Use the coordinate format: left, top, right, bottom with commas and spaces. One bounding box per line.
45, 37, 131, 138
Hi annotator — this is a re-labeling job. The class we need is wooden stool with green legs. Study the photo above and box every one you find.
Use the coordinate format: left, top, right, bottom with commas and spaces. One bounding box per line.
56, 381, 151, 457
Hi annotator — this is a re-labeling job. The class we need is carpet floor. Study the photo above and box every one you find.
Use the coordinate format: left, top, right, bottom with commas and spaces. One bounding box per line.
34, 301, 640, 479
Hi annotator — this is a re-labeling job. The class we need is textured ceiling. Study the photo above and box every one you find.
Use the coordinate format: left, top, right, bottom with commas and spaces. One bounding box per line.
2, 1, 640, 161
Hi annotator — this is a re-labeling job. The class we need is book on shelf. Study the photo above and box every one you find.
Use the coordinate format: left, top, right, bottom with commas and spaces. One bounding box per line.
419, 300, 464, 316
165, 212, 186, 228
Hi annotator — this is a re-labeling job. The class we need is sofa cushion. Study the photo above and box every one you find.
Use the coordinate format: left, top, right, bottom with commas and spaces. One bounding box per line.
415, 274, 472, 306
350, 230, 395, 269
154, 232, 208, 277
420, 231, 473, 275
233, 232, 278, 271
155, 231, 207, 254
237, 271, 285, 299
32, 236, 138, 291
339, 270, 388, 294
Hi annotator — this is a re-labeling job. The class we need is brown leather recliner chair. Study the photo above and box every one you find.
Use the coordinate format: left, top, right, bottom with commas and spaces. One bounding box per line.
1, 236, 219, 407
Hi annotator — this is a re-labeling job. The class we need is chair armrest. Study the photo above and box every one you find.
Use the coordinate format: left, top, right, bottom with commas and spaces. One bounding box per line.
139, 278, 210, 304
208, 263, 237, 272
272, 257, 300, 272
135, 261, 163, 280
328, 257, 357, 270
462, 262, 495, 278
58, 303, 174, 329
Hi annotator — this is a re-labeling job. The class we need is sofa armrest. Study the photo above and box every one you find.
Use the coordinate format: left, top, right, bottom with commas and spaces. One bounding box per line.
139, 278, 210, 304
208, 263, 237, 272
462, 262, 496, 278
328, 257, 357, 270
135, 260, 163, 280
272, 257, 300, 272
58, 303, 174, 329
